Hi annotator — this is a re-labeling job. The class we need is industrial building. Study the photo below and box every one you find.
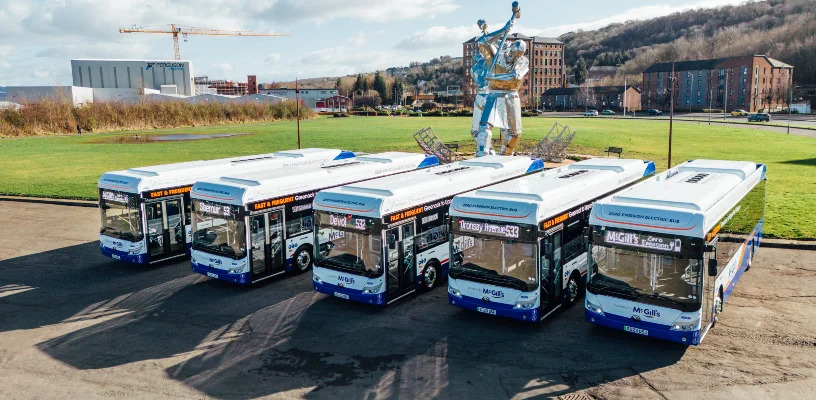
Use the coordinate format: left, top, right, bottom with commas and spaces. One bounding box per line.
542, 85, 642, 111
642, 55, 794, 113
71, 59, 194, 96
258, 88, 339, 108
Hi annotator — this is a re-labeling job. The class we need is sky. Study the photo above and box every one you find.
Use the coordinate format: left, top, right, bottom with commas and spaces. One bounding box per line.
0, 0, 751, 86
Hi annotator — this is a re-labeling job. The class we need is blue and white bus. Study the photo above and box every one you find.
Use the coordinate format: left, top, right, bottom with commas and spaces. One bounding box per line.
447, 158, 655, 322
98, 148, 354, 264
189, 152, 438, 284
585, 159, 766, 345
311, 156, 543, 306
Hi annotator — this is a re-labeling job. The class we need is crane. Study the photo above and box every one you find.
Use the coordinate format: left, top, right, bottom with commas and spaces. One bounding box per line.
120, 24, 292, 60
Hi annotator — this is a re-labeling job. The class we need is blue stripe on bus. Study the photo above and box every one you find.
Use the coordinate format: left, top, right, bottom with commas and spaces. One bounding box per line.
418, 155, 441, 169
643, 161, 656, 177
527, 159, 545, 173
334, 150, 357, 160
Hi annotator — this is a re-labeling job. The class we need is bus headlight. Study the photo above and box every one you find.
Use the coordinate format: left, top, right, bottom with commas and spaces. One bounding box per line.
448, 283, 462, 298
229, 266, 246, 274
313, 274, 322, 284
514, 298, 537, 309
585, 299, 605, 316
128, 243, 144, 254
362, 282, 382, 294
670, 319, 700, 331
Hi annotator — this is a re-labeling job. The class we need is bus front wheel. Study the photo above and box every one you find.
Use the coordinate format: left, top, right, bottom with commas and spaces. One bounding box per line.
563, 272, 580, 306
422, 262, 440, 291
293, 245, 313, 274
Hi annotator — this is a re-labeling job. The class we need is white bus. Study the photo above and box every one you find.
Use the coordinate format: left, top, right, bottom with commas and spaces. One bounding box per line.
311, 156, 544, 306
447, 158, 656, 322
98, 148, 355, 264
585, 160, 766, 345
189, 152, 439, 285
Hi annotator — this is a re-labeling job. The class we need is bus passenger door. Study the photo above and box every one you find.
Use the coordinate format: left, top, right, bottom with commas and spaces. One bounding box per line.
145, 202, 164, 259
400, 223, 416, 292
386, 227, 401, 298
541, 233, 563, 309
165, 199, 185, 257
701, 250, 716, 333
250, 210, 285, 278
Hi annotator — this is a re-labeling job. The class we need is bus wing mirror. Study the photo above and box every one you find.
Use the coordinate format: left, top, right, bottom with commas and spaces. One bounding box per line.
708, 258, 718, 277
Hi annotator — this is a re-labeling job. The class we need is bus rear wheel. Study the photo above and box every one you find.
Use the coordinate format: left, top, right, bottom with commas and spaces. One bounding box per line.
564, 273, 580, 306
423, 262, 439, 291
293, 245, 313, 274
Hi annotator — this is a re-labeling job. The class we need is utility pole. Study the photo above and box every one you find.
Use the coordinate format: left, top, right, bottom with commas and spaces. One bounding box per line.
708, 88, 713, 125
787, 76, 794, 135
668, 62, 675, 169
296, 77, 301, 149
722, 70, 729, 124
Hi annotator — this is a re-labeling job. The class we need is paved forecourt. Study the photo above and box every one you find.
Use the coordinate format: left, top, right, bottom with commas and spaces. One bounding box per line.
0, 200, 814, 399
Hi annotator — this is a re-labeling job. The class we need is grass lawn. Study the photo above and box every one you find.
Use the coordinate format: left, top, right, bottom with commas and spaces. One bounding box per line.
1, 116, 814, 239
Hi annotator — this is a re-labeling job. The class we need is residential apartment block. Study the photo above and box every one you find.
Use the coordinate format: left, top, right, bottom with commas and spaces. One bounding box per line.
463, 33, 565, 107
642, 55, 793, 112
542, 85, 641, 111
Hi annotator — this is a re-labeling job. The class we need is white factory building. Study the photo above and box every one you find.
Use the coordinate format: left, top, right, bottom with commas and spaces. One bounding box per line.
258, 88, 339, 108
71, 59, 194, 96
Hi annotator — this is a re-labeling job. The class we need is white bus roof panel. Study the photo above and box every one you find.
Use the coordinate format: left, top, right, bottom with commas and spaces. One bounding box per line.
590, 159, 765, 238
313, 155, 544, 218
191, 152, 438, 206
449, 158, 654, 225
98, 148, 355, 194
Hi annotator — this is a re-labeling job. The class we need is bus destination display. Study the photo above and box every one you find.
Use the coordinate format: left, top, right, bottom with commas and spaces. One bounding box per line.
328, 213, 370, 230
456, 218, 521, 239
194, 200, 241, 219
603, 230, 683, 253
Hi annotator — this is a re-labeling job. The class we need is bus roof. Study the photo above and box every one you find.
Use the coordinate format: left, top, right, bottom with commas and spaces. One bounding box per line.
590, 159, 765, 238
191, 152, 439, 206
313, 155, 544, 218
98, 148, 355, 194
450, 158, 655, 225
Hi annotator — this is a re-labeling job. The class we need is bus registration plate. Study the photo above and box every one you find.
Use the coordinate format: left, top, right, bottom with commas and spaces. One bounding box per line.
624, 326, 648, 336
334, 292, 350, 300
206, 272, 218, 279
477, 307, 496, 315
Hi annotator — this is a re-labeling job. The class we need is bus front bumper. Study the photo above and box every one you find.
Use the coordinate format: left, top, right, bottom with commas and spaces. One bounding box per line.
585, 309, 701, 345
449, 294, 539, 322
191, 260, 251, 285
313, 279, 385, 306
100, 245, 147, 264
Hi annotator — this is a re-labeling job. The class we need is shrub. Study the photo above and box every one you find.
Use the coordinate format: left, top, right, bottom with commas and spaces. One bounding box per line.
0, 99, 313, 137
333, 112, 350, 117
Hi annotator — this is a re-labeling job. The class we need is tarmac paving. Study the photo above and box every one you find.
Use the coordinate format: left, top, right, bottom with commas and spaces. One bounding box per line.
1, 201, 815, 399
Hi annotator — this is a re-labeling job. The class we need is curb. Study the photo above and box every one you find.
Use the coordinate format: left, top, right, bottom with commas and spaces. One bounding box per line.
0, 196, 97, 208
760, 239, 816, 251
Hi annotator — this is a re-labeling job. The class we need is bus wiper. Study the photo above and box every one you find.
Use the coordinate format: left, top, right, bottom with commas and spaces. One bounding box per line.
100, 226, 115, 234
120, 232, 136, 242
650, 293, 692, 307
498, 275, 529, 291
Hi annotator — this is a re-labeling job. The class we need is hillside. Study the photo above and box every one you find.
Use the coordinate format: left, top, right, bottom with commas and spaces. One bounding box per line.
266, 56, 463, 104
560, 0, 816, 84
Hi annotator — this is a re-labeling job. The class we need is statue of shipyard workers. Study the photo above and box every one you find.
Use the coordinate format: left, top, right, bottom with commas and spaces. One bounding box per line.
470, 2, 528, 157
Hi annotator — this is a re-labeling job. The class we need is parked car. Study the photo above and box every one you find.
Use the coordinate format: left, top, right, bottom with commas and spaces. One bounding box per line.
747, 113, 771, 122
731, 109, 748, 116
601, 110, 615, 115
647, 109, 662, 116
584, 110, 598, 116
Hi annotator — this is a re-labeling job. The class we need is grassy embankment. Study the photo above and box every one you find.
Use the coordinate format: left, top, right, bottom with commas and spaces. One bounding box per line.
0, 116, 814, 239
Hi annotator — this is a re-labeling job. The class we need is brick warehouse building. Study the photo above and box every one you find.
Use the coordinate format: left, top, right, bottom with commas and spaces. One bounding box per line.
542, 86, 641, 111
642, 55, 793, 113
463, 33, 566, 108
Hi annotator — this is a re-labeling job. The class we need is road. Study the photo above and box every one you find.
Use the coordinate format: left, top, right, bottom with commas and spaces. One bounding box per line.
544, 111, 816, 138
1, 201, 815, 399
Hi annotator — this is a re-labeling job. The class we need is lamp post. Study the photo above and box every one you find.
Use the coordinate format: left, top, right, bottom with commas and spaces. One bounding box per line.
668, 61, 675, 169
787, 74, 794, 135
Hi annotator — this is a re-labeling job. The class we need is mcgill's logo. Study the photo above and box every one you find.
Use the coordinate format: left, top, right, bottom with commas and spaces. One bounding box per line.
633, 306, 660, 318
338, 276, 356, 284
483, 288, 505, 298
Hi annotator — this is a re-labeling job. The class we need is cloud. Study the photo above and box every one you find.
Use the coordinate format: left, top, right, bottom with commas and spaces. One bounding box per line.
265, 53, 282, 63
251, 0, 458, 24
0, 61, 10, 69
205, 63, 235, 78
346, 31, 366, 48
0, 45, 13, 56
395, 25, 477, 50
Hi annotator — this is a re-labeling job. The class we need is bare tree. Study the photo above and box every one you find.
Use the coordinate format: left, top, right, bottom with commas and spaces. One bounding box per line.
577, 85, 596, 111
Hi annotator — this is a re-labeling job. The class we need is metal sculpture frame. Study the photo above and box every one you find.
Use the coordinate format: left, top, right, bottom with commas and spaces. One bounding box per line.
414, 127, 462, 164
